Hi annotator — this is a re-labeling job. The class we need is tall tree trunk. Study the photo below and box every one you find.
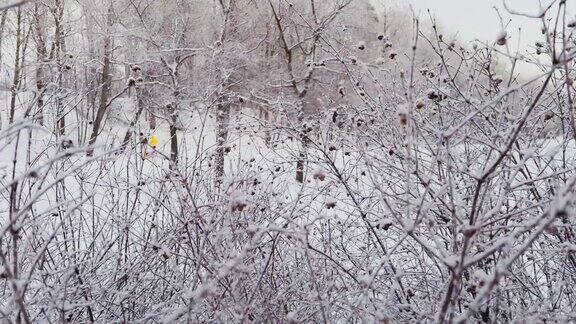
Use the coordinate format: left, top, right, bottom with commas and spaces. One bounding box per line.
0, 10, 7, 67
295, 151, 305, 183
9, 8, 23, 124
121, 87, 145, 150
215, 103, 229, 182
54, 0, 66, 135
214, 0, 238, 187
168, 103, 179, 168
148, 107, 156, 129
268, 0, 315, 183
34, 3, 47, 125
86, 4, 114, 156
84, 8, 97, 135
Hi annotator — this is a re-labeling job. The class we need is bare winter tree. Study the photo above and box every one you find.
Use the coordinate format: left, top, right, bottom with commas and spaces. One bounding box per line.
3, 0, 576, 323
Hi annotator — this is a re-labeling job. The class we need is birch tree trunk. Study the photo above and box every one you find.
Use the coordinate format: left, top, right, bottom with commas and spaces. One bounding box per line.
214, 0, 238, 187
33, 3, 47, 125
9, 8, 23, 124
52, 0, 66, 135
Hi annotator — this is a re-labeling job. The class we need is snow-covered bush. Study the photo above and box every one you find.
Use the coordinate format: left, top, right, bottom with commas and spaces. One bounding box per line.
1, 0, 576, 323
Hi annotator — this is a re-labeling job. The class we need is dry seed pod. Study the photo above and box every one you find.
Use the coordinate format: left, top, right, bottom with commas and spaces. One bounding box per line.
496, 30, 507, 46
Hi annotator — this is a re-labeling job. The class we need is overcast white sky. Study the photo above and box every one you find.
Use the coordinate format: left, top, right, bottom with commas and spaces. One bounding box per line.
374, 0, 575, 75
390, 0, 576, 47
390, 0, 562, 47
